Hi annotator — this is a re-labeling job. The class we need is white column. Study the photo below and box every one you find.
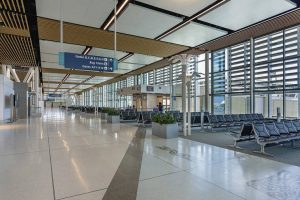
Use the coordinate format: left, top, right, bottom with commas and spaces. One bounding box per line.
6, 66, 10, 80
205, 52, 210, 112
182, 63, 187, 136
153, 69, 156, 85
187, 81, 191, 136
169, 64, 174, 111
34, 67, 39, 106
170, 54, 195, 136
2, 65, 6, 76
8, 66, 20, 82
250, 37, 255, 113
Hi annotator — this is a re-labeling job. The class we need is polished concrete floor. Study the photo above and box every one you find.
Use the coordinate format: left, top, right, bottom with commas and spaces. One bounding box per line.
1, 109, 300, 200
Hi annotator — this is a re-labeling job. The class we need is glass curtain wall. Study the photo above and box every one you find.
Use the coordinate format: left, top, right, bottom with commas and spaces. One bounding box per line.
211, 50, 226, 114
211, 25, 300, 118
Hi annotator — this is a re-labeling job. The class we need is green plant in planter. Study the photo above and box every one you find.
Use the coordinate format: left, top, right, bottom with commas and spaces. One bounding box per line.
152, 113, 176, 125
107, 108, 120, 116
102, 108, 110, 113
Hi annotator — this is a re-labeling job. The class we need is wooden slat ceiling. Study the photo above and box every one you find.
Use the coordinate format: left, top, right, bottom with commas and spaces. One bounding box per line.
0, 0, 37, 66
78, 8, 300, 93
37, 17, 189, 58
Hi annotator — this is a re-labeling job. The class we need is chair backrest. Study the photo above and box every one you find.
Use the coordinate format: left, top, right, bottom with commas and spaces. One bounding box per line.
230, 114, 240, 122
275, 122, 289, 135
251, 114, 259, 121
284, 121, 298, 133
264, 122, 280, 136
216, 115, 225, 122
292, 120, 300, 132
257, 113, 264, 120
245, 114, 253, 121
240, 123, 254, 137
224, 115, 233, 122
129, 111, 136, 118
193, 115, 201, 124
239, 114, 247, 121
253, 123, 270, 138
142, 112, 151, 121
208, 115, 218, 123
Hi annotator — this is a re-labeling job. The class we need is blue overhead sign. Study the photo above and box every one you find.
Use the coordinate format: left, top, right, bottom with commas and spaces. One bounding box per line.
59, 52, 117, 72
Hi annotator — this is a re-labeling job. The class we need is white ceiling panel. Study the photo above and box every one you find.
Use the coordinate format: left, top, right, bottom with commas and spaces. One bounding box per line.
43, 73, 66, 81
138, 0, 216, 17
40, 40, 86, 68
61, 83, 77, 87
109, 4, 181, 39
200, 0, 296, 30
86, 77, 110, 83
117, 62, 142, 71
123, 54, 161, 65
36, 0, 114, 28
162, 22, 226, 47
89, 48, 127, 60
67, 75, 90, 82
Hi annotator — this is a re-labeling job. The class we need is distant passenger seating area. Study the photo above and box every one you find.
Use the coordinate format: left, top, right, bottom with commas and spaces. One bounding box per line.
207, 113, 269, 131
120, 111, 138, 121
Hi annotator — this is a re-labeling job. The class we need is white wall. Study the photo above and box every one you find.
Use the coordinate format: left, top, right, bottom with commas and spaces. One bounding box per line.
0, 75, 14, 122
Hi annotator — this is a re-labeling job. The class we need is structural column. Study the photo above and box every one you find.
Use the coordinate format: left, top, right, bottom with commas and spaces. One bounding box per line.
250, 37, 255, 113
34, 67, 40, 106
153, 69, 156, 85
187, 80, 191, 135
205, 52, 210, 112
182, 63, 187, 136
194, 57, 199, 112
298, 27, 300, 118
169, 64, 174, 111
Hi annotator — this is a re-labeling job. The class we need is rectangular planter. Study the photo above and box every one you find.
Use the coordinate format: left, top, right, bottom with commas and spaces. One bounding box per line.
107, 115, 120, 123
101, 113, 108, 120
152, 122, 178, 139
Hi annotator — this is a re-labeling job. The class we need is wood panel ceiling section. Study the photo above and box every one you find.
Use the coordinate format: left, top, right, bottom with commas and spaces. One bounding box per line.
37, 17, 189, 58
0, 0, 37, 66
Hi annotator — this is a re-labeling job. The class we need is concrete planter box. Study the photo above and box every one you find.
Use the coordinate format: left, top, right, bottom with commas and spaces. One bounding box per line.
152, 122, 178, 139
101, 113, 108, 120
107, 115, 120, 123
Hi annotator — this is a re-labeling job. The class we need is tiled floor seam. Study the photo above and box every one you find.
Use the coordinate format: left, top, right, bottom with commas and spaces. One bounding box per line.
139, 170, 185, 182
148, 149, 243, 171
56, 188, 107, 200
47, 135, 57, 200
183, 170, 248, 200
0, 149, 50, 157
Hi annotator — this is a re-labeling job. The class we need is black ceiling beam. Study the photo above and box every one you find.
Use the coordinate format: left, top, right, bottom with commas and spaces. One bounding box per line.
132, 0, 233, 34
80, 0, 131, 56
100, 0, 132, 30
23, 0, 43, 85
287, 0, 300, 7
72, 0, 132, 91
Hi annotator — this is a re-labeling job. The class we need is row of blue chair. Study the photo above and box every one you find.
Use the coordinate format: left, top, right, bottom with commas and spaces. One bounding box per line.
230, 120, 300, 155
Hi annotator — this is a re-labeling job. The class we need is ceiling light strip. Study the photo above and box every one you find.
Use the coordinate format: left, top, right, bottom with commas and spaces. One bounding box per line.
103, 0, 130, 30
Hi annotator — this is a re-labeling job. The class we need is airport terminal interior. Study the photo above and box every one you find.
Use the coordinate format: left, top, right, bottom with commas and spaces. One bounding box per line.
1, 0, 300, 200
